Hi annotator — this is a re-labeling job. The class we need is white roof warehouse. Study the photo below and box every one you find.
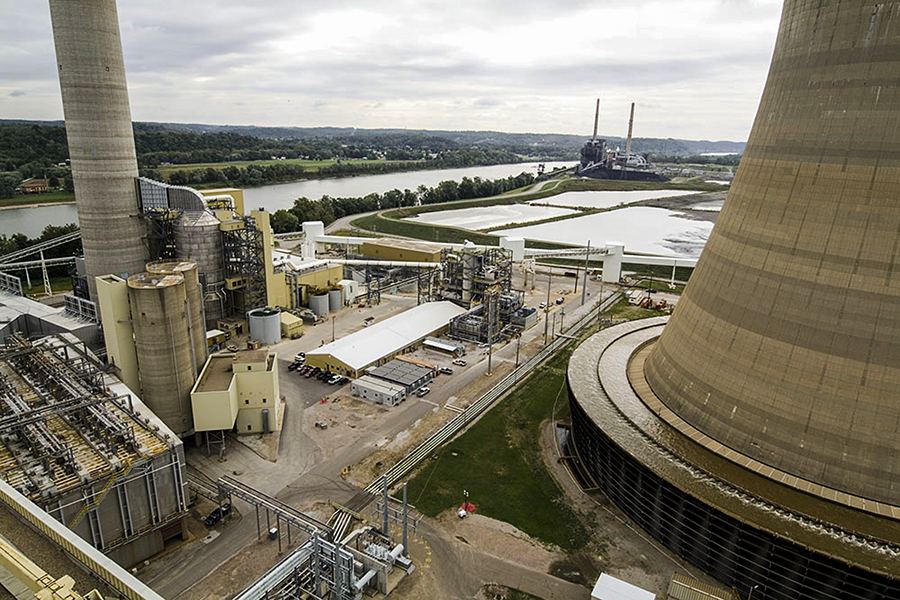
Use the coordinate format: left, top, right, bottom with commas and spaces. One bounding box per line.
305, 301, 467, 377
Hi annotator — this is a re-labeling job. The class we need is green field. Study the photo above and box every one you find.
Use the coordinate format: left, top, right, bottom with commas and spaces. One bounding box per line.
406, 334, 591, 552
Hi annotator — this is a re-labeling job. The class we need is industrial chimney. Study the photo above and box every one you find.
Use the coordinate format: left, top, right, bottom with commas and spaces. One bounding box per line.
625, 102, 635, 154
49, 0, 148, 302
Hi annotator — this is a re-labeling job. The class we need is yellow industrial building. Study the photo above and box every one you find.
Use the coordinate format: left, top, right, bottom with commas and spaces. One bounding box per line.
191, 350, 282, 435
305, 301, 466, 377
361, 239, 442, 263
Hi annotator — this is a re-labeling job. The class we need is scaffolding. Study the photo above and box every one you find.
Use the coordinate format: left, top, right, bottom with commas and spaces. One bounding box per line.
222, 216, 267, 312
0, 334, 186, 560
140, 209, 179, 262
439, 245, 512, 310
448, 287, 524, 344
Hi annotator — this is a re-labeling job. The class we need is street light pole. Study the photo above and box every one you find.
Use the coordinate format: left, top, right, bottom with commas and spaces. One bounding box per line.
543, 269, 552, 344
331, 316, 336, 342
515, 333, 521, 368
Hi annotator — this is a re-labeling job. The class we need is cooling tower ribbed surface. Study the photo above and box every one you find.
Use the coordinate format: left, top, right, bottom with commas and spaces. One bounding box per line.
645, 0, 900, 506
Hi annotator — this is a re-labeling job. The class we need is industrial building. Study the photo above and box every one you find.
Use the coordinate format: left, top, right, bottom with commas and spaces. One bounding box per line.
367, 358, 435, 395
568, 2, 900, 598
305, 302, 466, 377
350, 376, 407, 406
191, 350, 281, 435
360, 239, 443, 263
0, 333, 187, 568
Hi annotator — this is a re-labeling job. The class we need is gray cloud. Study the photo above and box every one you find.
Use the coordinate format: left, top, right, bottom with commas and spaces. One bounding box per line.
0, 0, 783, 140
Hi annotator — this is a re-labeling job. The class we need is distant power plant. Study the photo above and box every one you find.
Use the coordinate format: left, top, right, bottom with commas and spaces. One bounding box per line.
569, 1, 900, 598
48, 0, 149, 302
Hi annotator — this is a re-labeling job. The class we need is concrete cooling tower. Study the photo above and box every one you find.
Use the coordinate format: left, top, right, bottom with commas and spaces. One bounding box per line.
49, 0, 148, 301
568, 2, 900, 598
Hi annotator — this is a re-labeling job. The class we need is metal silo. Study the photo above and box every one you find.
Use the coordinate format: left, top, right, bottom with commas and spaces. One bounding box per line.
309, 293, 329, 317
146, 260, 207, 377
248, 307, 282, 345
127, 272, 195, 436
174, 211, 227, 328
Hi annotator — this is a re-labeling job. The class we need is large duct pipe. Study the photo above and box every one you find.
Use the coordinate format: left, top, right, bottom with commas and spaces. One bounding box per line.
591, 99, 600, 142
49, 0, 148, 302
625, 102, 635, 154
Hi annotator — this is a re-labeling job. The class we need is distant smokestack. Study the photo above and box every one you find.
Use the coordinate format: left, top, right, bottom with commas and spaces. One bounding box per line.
49, 0, 148, 302
591, 99, 600, 142
625, 102, 635, 154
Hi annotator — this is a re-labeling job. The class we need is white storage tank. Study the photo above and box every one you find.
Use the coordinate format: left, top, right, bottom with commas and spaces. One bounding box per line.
248, 307, 282, 345
309, 293, 329, 317
328, 288, 343, 311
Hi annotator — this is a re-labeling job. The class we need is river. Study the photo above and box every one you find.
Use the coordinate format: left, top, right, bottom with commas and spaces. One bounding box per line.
0, 162, 571, 238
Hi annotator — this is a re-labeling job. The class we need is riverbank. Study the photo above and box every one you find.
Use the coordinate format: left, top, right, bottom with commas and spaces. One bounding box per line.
0, 191, 75, 210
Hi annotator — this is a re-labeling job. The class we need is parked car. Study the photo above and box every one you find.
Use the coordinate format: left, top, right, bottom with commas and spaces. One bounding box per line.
294, 352, 306, 362
439, 367, 453, 375
339, 377, 350, 385
306, 367, 320, 378
204, 502, 232, 526
416, 387, 431, 397
555, 297, 564, 305
328, 374, 342, 385
539, 301, 547, 309
299, 366, 312, 376
452, 359, 467, 366
288, 361, 302, 371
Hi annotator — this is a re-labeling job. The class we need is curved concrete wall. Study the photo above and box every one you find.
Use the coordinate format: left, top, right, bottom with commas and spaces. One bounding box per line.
645, 0, 900, 505
49, 0, 148, 301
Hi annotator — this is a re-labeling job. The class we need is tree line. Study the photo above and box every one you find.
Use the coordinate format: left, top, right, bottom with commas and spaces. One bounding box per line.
269, 172, 537, 233
144, 148, 524, 189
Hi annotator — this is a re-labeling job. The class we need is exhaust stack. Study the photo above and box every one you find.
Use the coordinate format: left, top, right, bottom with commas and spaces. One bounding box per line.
625, 102, 635, 154
591, 99, 600, 142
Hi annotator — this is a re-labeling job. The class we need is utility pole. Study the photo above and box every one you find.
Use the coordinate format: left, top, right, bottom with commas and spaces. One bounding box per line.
582, 240, 591, 305
551, 312, 557, 339
515, 333, 521, 368
543, 269, 552, 345
332, 316, 336, 342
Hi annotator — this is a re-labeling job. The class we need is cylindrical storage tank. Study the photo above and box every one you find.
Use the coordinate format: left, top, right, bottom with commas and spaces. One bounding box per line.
174, 211, 227, 328
127, 272, 195, 436
327, 288, 342, 311
248, 307, 281, 345
147, 260, 207, 377
309, 293, 329, 317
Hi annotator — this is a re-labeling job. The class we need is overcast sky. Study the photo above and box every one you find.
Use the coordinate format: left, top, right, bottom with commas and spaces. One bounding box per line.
0, 0, 783, 141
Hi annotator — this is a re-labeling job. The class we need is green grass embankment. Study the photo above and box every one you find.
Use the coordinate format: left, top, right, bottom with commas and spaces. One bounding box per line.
406, 334, 590, 551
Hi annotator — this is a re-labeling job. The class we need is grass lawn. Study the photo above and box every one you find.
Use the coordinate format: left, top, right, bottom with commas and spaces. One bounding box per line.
405, 336, 590, 552
22, 276, 73, 296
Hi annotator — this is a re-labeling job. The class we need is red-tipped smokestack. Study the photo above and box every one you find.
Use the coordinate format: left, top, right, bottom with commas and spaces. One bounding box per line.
625, 102, 635, 154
